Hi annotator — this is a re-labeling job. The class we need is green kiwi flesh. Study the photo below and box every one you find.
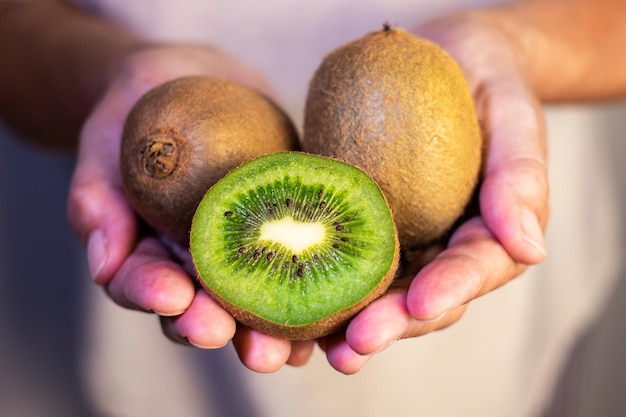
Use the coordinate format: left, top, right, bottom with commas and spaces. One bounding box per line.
190, 152, 399, 340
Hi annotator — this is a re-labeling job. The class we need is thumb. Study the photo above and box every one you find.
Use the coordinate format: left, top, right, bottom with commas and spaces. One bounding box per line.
476, 72, 549, 265
66, 82, 142, 285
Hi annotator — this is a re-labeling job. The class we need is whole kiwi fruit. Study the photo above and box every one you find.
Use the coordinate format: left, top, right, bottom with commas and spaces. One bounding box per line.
302, 26, 482, 251
121, 76, 299, 244
190, 152, 399, 340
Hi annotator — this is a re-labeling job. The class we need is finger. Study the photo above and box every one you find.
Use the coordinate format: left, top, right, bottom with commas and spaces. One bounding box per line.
324, 332, 371, 375
67, 156, 138, 286
474, 54, 549, 266
232, 327, 292, 373
66, 85, 142, 285
161, 291, 236, 348
345, 288, 466, 356
286, 340, 316, 367
480, 108, 549, 265
106, 237, 196, 316
67, 181, 138, 286
407, 216, 525, 320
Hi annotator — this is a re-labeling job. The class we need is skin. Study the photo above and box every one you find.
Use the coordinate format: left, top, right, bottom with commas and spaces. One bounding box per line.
1, 0, 625, 374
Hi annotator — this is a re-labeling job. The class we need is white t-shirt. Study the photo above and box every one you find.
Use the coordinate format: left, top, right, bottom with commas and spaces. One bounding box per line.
73, 1, 624, 416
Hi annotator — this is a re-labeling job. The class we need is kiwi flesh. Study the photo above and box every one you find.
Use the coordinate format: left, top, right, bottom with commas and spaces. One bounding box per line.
302, 27, 482, 251
190, 152, 399, 340
121, 76, 299, 245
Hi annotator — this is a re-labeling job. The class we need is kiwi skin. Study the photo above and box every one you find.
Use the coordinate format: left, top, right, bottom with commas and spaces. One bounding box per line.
302, 27, 482, 251
121, 75, 299, 245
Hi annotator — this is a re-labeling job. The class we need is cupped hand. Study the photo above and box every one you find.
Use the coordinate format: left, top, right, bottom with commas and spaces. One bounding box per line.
323, 15, 549, 374
67, 17, 549, 375
66, 44, 316, 372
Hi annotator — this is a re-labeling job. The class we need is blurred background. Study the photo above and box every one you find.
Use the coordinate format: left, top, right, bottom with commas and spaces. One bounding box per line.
541, 103, 626, 417
0, 100, 625, 416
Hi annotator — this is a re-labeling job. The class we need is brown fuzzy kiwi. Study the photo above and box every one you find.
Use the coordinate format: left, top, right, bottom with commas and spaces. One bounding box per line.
121, 76, 299, 244
302, 26, 482, 251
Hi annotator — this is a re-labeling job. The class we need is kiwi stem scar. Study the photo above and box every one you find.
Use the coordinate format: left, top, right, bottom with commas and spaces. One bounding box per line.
140, 136, 179, 178
259, 216, 325, 254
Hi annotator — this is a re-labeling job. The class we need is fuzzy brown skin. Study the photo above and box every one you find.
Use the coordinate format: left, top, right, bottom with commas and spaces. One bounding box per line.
302, 28, 482, 250
121, 76, 299, 244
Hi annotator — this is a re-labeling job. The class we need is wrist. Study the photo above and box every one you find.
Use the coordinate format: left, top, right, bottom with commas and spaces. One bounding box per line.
466, 1, 626, 102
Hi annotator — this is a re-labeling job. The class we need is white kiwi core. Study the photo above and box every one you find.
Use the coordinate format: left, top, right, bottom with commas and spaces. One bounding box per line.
259, 216, 325, 254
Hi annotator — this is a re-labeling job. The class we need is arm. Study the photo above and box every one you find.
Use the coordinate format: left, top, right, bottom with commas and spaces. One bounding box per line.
490, 0, 626, 101
419, 0, 626, 103
0, 1, 146, 149
326, 0, 626, 373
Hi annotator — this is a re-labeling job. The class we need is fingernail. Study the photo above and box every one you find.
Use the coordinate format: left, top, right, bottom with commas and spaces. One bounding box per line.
87, 230, 108, 283
520, 210, 547, 261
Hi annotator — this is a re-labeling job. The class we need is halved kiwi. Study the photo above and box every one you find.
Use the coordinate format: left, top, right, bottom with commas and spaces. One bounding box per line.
190, 152, 399, 340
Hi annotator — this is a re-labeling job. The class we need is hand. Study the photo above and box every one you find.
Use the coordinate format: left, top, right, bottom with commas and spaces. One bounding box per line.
66, 44, 316, 372
322, 15, 549, 374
